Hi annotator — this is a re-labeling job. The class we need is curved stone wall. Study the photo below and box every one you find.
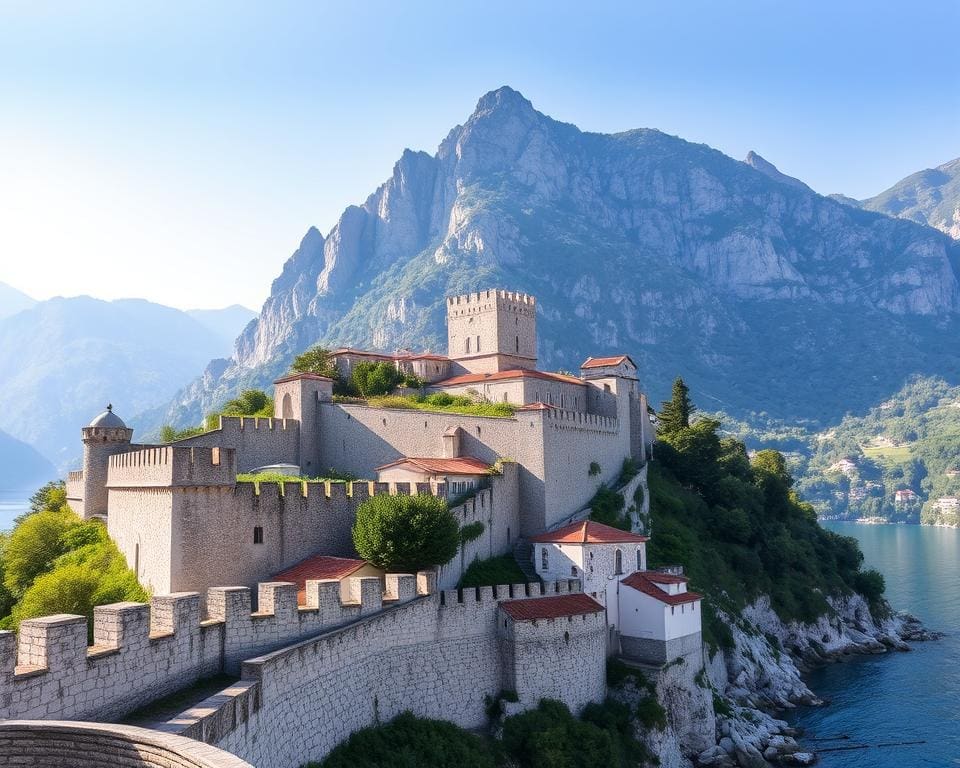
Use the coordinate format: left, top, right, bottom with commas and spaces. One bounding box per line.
0, 721, 252, 768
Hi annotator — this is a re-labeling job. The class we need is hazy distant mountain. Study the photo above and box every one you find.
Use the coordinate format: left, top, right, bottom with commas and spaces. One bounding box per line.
186, 305, 257, 347
0, 282, 36, 321
0, 297, 240, 470
0, 428, 55, 491
154, 86, 960, 435
860, 158, 960, 239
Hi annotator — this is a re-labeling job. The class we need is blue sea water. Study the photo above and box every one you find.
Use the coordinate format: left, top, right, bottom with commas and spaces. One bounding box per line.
787, 522, 960, 767
0, 490, 28, 532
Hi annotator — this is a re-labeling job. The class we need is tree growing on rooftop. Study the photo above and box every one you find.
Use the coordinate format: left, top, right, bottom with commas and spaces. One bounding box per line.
352, 494, 459, 572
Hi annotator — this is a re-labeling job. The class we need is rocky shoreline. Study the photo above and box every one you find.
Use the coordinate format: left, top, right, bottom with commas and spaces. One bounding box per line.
648, 594, 939, 768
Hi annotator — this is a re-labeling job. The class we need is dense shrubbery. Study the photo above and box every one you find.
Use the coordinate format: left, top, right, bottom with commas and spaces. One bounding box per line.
318, 711, 498, 768
353, 494, 460, 572
502, 699, 651, 768
366, 393, 515, 418
458, 554, 529, 588
648, 381, 885, 624
0, 482, 146, 631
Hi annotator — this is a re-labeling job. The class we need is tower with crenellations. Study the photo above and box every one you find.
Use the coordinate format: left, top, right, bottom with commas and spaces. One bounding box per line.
76, 405, 134, 519
446, 289, 537, 374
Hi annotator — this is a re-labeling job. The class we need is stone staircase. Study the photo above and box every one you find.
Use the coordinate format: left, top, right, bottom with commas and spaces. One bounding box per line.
512, 540, 540, 583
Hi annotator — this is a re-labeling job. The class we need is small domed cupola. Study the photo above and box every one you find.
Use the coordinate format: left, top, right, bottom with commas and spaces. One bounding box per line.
88, 403, 127, 429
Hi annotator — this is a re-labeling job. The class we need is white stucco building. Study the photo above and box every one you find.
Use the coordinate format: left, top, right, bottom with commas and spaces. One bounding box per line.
531, 519, 702, 665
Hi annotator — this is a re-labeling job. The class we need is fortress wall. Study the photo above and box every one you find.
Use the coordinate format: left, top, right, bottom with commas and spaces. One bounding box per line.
500, 609, 607, 712
108, 446, 237, 489
174, 417, 300, 473
541, 406, 631, 530
319, 403, 550, 534
0, 575, 423, 725
213, 579, 586, 768
108, 488, 176, 594
437, 462, 521, 589
171, 482, 446, 598
0, 594, 222, 723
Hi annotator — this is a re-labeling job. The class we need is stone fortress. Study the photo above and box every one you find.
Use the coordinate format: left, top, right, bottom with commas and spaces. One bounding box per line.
4, 289, 703, 768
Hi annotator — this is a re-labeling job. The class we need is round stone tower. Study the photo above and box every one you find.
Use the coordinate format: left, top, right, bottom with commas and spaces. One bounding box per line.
80, 404, 133, 520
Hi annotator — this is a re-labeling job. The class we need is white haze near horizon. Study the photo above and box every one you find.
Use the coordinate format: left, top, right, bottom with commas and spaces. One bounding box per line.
0, 1, 956, 311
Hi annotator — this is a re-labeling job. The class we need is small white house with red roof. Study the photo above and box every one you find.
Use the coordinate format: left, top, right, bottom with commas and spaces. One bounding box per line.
619, 571, 703, 665
271, 555, 384, 605
531, 520, 649, 630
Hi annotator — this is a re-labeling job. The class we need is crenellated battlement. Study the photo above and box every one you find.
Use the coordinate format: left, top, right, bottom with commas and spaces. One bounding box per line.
107, 445, 237, 488
446, 289, 537, 318
207, 415, 295, 433
233, 478, 448, 501
0, 571, 433, 723
539, 406, 619, 433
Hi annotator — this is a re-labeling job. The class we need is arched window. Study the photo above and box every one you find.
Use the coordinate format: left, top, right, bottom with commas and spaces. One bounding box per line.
570, 565, 578, 577
541, 548, 549, 571
614, 549, 623, 575
281, 392, 293, 419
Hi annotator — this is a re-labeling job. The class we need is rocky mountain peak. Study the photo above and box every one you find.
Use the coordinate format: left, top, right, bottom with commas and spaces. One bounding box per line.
743, 151, 812, 192
154, 88, 960, 437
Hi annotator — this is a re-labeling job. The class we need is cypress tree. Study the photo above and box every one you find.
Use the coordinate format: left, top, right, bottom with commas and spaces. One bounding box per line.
657, 377, 695, 436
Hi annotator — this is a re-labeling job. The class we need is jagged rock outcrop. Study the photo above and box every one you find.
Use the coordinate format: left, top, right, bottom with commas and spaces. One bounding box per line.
151, 87, 960, 432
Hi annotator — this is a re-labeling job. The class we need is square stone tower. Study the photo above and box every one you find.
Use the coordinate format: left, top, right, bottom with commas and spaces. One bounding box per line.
446, 289, 537, 374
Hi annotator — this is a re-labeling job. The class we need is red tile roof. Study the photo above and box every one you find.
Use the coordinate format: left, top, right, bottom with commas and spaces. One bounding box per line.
435, 369, 586, 387
517, 402, 560, 411
500, 593, 604, 621
580, 355, 636, 369
621, 572, 702, 605
330, 348, 449, 363
273, 372, 336, 384
375, 456, 492, 475
271, 555, 372, 605
643, 571, 689, 585
530, 520, 649, 545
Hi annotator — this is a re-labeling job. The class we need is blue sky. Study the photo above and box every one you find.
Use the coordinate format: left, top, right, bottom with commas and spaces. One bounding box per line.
1, 1, 957, 311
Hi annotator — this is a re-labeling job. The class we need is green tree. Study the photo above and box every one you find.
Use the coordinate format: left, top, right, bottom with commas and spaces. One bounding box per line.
351, 361, 402, 397
206, 389, 274, 430
3, 509, 80, 598
353, 494, 459, 572
290, 345, 340, 379
11, 526, 146, 629
657, 377, 695, 437
159, 425, 205, 443
26, 480, 67, 519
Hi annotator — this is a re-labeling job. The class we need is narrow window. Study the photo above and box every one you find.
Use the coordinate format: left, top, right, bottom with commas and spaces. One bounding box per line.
614, 549, 623, 575
253, 526, 264, 545
516, 336, 519, 353
134, 543, 140, 576
466, 337, 471, 354
637, 548, 642, 572
507, 526, 511, 542
477, 426, 481, 438
476, 335, 481, 352
571, 565, 578, 577
541, 548, 549, 571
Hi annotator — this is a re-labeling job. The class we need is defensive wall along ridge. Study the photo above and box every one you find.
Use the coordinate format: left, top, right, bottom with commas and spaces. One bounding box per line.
195, 578, 601, 768
0, 572, 601, 768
